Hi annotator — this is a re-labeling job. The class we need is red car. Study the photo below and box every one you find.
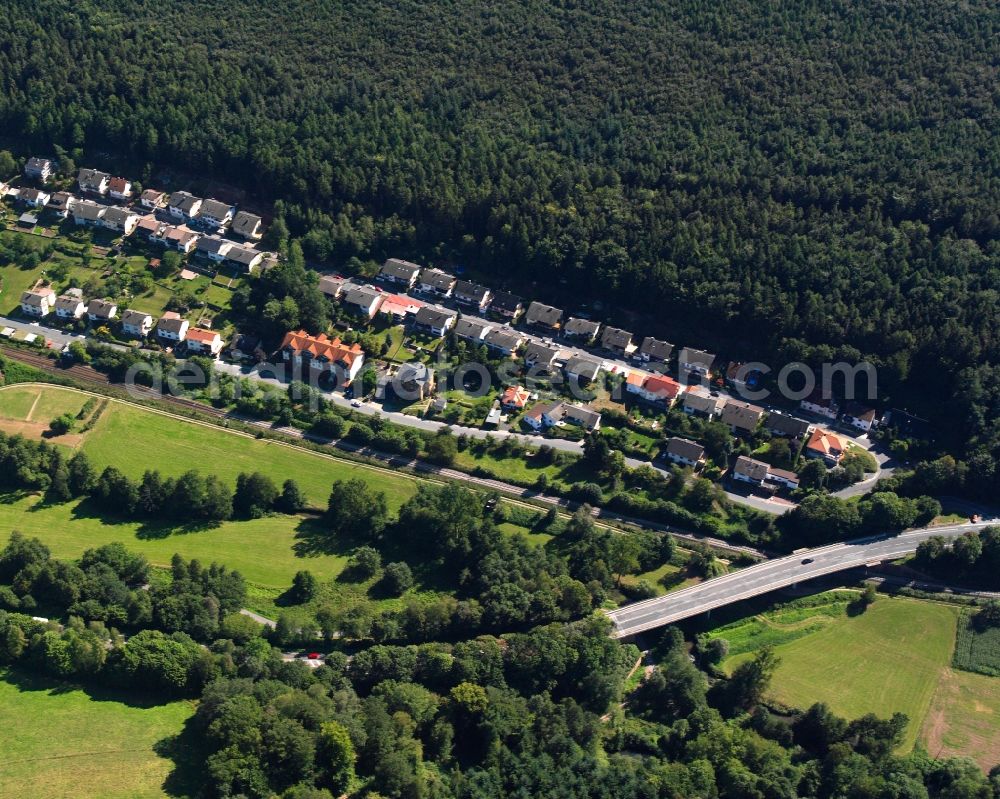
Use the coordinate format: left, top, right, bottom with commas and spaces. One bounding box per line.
307, 652, 322, 660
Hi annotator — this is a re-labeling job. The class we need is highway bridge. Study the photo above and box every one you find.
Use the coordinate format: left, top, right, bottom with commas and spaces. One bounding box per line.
606, 521, 996, 638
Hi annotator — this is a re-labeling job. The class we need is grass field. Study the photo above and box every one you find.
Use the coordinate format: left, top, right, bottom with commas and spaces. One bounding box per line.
721, 594, 961, 752
0, 669, 194, 799
921, 667, 1000, 771
952, 610, 1000, 677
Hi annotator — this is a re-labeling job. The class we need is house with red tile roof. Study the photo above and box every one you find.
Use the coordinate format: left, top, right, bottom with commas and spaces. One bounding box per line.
279, 330, 365, 381
805, 428, 845, 465
501, 385, 531, 411
626, 371, 684, 408
186, 327, 223, 356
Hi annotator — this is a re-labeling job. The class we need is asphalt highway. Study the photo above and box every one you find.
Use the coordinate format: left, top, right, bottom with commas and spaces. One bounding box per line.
606, 520, 997, 638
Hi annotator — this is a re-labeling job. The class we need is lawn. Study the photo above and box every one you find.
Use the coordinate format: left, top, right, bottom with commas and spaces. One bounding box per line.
921, 667, 1000, 772
722, 596, 959, 752
0, 668, 194, 799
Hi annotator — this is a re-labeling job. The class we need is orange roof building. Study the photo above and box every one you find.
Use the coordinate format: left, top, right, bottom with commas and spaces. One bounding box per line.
626, 370, 684, 407
280, 330, 366, 381
501, 385, 531, 410
805, 428, 845, 465
186, 327, 223, 356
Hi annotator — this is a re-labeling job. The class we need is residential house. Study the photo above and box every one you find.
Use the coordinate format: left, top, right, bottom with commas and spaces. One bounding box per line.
99, 207, 140, 235
77, 168, 110, 195
524, 341, 562, 369
726, 362, 759, 392
54, 292, 86, 320
800, 389, 839, 420
120, 309, 154, 338
766, 468, 800, 491
156, 314, 190, 344
379, 293, 424, 320
453, 316, 493, 344
72, 200, 106, 226
19, 288, 56, 317
195, 236, 234, 262
523, 401, 601, 432
484, 401, 503, 427
679, 347, 716, 376
720, 399, 765, 435
766, 413, 811, 439
318, 275, 348, 300
805, 428, 845, 466
501, 385, 531, 411
523, 401, 560, 431
627, 372, 684, 408
843, 402, 879, 434
230, 210, 263, 241
167, 191, 203, 220
20, 188, 51, 208
164, 226, 199, 253
379, 363, 436, 402
525, 301, 563, 331
108, 177, 132, 201
279, 330, 366, 381
16, 212, 38, 228
185, 327, 223, 356
378, 258, 421, 289
228, 333, 265, 362
639, 337, 674, 365
140, 189, 167, 210
24, 157, 53, 182
413, 305, 457, 336
664, 437, 705, 468
342, 285, 385, 320
600, 326, 635, 357
198, 198, 235, 229
136, 216, 164, 239
683, 390, 723, 418
225, 245, 264, 273
453, 280, 492, 313
484, 327, 524, 357
416, 268, 456, 297
47, 191, 75, 218
733, 455, 769, 486
562, 317, 601, 343
489, 291, 524, 321
559, 403, 602, 432
87, 298, 118, 323
563, 355, 602, 384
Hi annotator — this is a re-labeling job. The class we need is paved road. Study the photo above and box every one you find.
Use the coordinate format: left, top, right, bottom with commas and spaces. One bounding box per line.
606, 520, 997, 638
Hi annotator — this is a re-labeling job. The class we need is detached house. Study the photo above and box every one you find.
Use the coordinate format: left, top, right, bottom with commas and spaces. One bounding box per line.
766, 413, 811, 439
342, 285, 385, 320
805, 428, 845, 466
77, 168, 110, 195
664, 437, 705, 469
527, 402, 602, 432
72, 200, 106, 226
524, 341, 562, 369
164, 226, 199, 253
230, 211, 263, 241
168, 191, 203, 220
489, 291, 524, 321
600, 326, 635, 357
136, 216, 164, 239
20, 287, 56, 317
20, 188, 51, 208
501, 385, 531, 411
54, 292, 86, 320
25, 157, 53, 183
186, 327, 223, 356
484, 327, 524, 357
379, 258, 421, 289
279, 330, 365, 381
453, 316, 493, 344
120, 309, 154, 338
563, 317, 601, 343
679, 348, 715, 376
639, 337, 674, 364
198, 198, 235, 229
525, 301, 563, 331
225, 245, 264, 273
627, 372, 684, 408
800, 389, 839, 420
843, 402, 879, 434
453, 280, 492, 313
99, 207, 140, 235
156, 314, 190, 344
733, 455, 769, 486
413, 306, 457, 337
721, 400, 765, 435
87, 298, 118, 323
48, 192, 75, 218
108, 177, 132, 201
318, 275, 348, 300
564, 355, 602, 384
416, 268, 456, 298
683, 390, 723, 418
140, 189, 167, 210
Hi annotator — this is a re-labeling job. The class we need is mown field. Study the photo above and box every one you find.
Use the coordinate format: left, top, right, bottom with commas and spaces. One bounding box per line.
921, 667, 1000, 771
0, 669, 193, 799
718, 593, 969, 754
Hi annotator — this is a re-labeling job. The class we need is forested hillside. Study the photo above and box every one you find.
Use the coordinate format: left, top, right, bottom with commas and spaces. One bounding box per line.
2, 0, 999, 463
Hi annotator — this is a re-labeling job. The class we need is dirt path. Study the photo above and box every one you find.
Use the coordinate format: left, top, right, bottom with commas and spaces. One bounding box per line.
23, 388, 41, 422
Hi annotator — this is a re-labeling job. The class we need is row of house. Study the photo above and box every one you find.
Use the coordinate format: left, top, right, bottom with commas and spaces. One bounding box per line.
732, 455, 801, 491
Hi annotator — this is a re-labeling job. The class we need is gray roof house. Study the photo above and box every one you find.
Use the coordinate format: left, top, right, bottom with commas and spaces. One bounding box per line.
230, 210, 263, 240
639, 337, 674, 363
484, 327, 524, 356
413, 305, 457, 336
453, 316, 494, 343
379, 258, 422, 287
525, 301, 563, 330
664, 437, 706, 467
766, 413, 812, 438
563, 317, 601, 341
563, 355, 602, 383
600, 326, 635, 355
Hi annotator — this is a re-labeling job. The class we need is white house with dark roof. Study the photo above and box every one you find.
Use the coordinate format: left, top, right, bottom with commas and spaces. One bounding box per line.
379, 258, 422, 288
564, 355, 602, 384
525, 301, 563, 331
120, 309, 154, 338
664, 437, 705, 468
156, 314, 190, 343
24, 157, 53, 182
600, 326, 635, 357
230, 210, 263, 240
453, 316, 493, 344
639, 337, 674, 364
342, 285, 385, 320
20, 187, 51, 208
484, 327, 524, 357
524, 340, 562, 368
413, 305, 457, 336
20, 287, 56, 317
195, 236, 234, 262
453, 280, 492, 313
72, 200, 106, 226
416, 268, 456, 297
562, 317, 600, 343
77, 168, 110, 195
87, 298, 118, 323
99, 207, 140, 235
489, 291, 524, 320
683, 390, 723, 418
198, 198, 235, 229
54, 293, 86, 320
733, 455, 769, 486
679, 347, 715, 376
168, 191, 203, 220
224, 245, 264, 272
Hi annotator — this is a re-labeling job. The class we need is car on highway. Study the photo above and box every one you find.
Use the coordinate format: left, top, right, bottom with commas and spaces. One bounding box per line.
801, 557, 814, 565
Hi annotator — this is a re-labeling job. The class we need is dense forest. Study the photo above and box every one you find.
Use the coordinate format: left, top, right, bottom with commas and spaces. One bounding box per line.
1, 0, 999, 465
